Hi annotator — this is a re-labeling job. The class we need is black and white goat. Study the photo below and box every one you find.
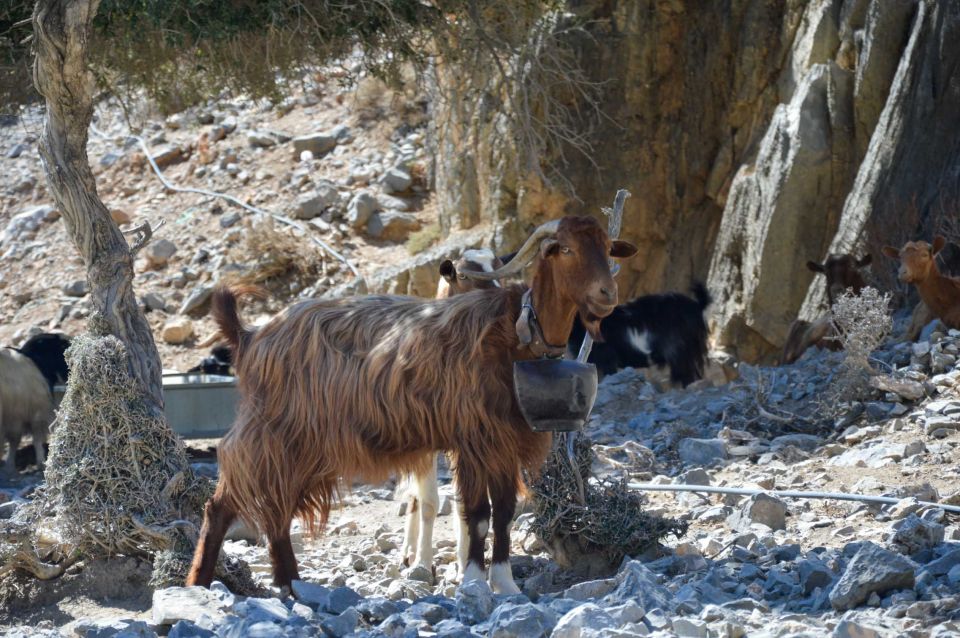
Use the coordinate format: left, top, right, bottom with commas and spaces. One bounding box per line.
186, 345, 234, 376
569, 283, 712, 387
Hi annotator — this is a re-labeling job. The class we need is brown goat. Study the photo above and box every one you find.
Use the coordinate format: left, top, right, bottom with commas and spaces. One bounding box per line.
187, 216, 637, 593
883, 237, 960, 329
781, 253, 872, 364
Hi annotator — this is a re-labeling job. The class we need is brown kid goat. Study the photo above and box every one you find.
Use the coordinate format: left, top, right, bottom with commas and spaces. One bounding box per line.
781, 253, 871, 364
187, 217, 637, 594
883, 237, 960, 329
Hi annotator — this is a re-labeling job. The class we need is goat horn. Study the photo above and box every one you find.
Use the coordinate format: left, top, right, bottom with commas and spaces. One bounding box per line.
458, 220, 561, 280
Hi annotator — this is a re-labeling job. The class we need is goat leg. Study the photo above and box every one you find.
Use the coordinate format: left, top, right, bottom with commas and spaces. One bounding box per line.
458, 465, 491, 584
488, 476, 520, 595
186, 491, 237, 587
267, 527, 300, 591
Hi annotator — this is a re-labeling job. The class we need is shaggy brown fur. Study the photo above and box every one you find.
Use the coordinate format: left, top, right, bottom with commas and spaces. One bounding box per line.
187, 216, 636, 589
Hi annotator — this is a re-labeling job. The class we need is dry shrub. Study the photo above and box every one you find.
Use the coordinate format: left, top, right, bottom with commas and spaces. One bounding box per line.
353, 76, 391, 121
829, 286, 892, 400
1, 335, 209, 583
530, 434, 686, 577
226, 217, 326, 299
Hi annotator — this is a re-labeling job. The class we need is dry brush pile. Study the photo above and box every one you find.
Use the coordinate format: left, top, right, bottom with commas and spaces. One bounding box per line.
0, 334, 254, 592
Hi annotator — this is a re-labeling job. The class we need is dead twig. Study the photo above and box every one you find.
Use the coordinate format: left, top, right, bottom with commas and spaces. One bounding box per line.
122, 219, 165, 255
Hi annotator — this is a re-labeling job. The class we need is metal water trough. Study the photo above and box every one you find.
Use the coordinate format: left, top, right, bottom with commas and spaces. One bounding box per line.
53, 373, 238, 439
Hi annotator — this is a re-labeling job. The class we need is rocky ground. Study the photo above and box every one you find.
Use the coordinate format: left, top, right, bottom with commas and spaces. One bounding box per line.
2, 317, 960, 636
0, 70, 458, 371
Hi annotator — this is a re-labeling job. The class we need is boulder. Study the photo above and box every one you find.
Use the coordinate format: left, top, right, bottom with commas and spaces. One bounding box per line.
146, 239, 177, 268
366, 212, 422, 241
678, 438, 728, 467
830, 542, 916, 611
161, 318, 194, 344
151, 586, 235, 625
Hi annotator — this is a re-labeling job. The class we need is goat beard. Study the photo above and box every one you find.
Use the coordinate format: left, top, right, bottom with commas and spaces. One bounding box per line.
579, 309, 606, 342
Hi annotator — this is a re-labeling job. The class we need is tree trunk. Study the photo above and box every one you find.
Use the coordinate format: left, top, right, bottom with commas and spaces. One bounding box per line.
32, 0, 163, 411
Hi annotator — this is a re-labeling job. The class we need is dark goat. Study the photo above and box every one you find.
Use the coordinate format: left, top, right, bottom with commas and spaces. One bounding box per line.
186, 345, 234, 376
781, 253, 872, 364
807, 253, 871, 306
15, 333, 71, 392
569, 283, 712, 387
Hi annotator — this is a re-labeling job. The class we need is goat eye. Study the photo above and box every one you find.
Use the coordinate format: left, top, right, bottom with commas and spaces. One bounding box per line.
560, 246, 571, 254
457, 273, 467, 280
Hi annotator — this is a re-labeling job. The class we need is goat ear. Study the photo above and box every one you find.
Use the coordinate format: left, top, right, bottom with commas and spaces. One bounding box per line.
540, 238, 560, 258
806, 261, 825, 273
933, 236, 946, 255
881, 246, 900, 259
439, 260, 457, 282
610, 240, 637, 258
856, 254, 872, 268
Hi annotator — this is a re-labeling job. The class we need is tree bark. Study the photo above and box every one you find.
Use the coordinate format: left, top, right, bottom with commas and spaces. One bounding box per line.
32, 0, 164, 410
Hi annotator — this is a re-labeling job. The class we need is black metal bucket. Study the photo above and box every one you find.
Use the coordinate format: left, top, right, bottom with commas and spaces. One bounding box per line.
513, 359, 599, 432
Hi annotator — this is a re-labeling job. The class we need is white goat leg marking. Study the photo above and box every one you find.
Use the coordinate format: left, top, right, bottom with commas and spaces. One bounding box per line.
454, 495, 469, 580
415, 458, 439, 571
462, 560, 486, 584
627, 328, 652, 355
489, 561, 520, 595
400, 491, 419, 565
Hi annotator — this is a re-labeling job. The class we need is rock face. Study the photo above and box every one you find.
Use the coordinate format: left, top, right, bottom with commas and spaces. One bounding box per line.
431, 0, 960, 362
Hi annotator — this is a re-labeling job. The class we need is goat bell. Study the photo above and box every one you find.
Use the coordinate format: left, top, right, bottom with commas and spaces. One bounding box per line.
512, 358, 599, 432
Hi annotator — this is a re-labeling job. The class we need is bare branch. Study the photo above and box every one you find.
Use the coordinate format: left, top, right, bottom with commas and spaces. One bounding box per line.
122, 219, 166, 256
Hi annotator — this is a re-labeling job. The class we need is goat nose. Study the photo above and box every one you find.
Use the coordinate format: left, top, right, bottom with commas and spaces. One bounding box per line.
600, 286, 615, 303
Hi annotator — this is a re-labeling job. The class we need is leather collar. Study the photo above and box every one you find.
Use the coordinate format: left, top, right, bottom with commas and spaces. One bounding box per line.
515, 289, 568, 359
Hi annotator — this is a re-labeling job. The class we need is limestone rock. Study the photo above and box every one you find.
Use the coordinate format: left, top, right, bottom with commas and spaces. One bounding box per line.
161, 318, 194, 344
366, 212, 421, 241
678, 438, 728, 467
380, 167, 413, 193
891, 514, 945, 556
151, 586, 235, 625
726, 493, 788, 531
347, 190, 380, 229
146, 239, 177, 268
455, 580, 494, 625
829, 542, 916, 611
292, 129, 342, 157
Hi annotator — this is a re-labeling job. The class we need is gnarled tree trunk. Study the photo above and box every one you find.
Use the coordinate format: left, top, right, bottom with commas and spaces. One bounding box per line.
32, 0, 163, 411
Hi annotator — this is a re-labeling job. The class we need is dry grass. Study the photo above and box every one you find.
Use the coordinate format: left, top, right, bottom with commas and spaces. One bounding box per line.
226, 217, 327, 299
405, 222, 441, 255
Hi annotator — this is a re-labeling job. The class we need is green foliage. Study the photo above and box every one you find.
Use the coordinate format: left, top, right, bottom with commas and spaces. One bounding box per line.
88, 0, 438, 113
0, 0, 34, 112
2, 0, 443, 114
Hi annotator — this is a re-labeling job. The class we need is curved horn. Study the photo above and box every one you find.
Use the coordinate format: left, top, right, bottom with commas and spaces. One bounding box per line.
458, 220, 561, 280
